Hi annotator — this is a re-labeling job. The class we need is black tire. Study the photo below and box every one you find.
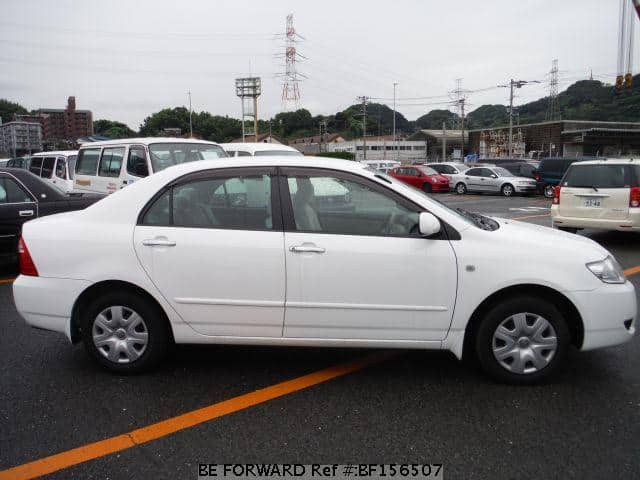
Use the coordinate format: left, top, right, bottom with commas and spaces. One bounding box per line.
501, 183, 515, 197
558, 227, 578, 234
455, 182, 467, 195
474, 295, 570, 384
80, 290, 171, 373
422, 183, 432, 193
544, 185, 555, 198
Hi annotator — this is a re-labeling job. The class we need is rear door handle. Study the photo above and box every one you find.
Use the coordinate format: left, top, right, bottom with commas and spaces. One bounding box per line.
289, 244, 326, 254
142, 238, 176, 247
19, 210, 34, 217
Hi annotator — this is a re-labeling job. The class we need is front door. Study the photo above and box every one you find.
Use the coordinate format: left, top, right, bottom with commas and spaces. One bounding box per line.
280, 168, 458, 341
133, 167, 286, 337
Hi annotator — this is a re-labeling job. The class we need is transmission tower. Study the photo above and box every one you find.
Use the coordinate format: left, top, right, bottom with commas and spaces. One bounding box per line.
450, 79, 467, 158
546, 59, 560, 121
280, 14, 305, 109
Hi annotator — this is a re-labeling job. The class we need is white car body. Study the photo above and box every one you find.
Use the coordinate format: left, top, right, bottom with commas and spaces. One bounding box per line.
13, 157, 636, 377
551, 159, 640, 232
28, 151, 78, 193
424, 162, 469, 179
219, 142, 302, 157
73, 138, 226, 195
450, 166, 537, 195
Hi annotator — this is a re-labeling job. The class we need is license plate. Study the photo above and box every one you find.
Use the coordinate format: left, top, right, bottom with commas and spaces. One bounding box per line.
584, 198, 601, 208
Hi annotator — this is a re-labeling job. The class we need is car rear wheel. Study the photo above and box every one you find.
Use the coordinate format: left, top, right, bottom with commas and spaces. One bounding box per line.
474, 295, 569, 384
544, 185, 555, 198
455, 183, 467, 195
422, 183, 432, 193
80, 291, 171, 373
501, 184, 515, 197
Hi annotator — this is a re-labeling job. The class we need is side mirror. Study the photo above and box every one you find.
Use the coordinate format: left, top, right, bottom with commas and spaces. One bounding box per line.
490, 174, 497, 178
418, 212, 441, 237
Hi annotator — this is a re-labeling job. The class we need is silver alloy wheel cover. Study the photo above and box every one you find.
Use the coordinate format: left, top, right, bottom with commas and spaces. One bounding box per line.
92, 306, 149, 364
492, 312, 558, 375
503, 185, 513, 196
544, 186, 555, 198
457, 183, 466, 194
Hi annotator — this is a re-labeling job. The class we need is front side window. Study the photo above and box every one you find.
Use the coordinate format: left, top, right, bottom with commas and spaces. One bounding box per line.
141, 173, 273, 230
417, 167, 438, 176
0, 176, 33, 203
286, 172, 419, 236
76, 148, 101, 175
41, 157, 55, 178
126, 147, 149, 177
29, 157, 43, 176
67, 156, 77, 179
98, 147, 125, 177
148, 143, 227, 172
479, 168, 494, 177
493, 167, 514, 177
563, 165, 632, 188
237, 151, 251, 157
55, 158, 67, 179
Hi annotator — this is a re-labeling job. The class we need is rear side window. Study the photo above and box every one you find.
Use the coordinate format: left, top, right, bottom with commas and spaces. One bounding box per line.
563, 164, 632, 188
541, 159, 569, 174
41, 157, 55, 178
98, 147, 125, 177
29, 157, 43, 176
55, 158, 67, 178
0, 177, 33, 203
632, 165, 640, 186
237, 151, 251, 157
76, 149, 101, 175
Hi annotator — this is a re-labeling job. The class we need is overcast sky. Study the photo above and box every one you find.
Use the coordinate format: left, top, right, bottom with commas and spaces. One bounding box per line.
0, 0, 635, 129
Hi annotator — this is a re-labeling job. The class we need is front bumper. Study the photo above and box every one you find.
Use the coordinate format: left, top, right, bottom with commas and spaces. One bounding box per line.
431, 183, 450, 192
514, 184, 537, 193
568, 280, 637, 350
552, 206, 640, 231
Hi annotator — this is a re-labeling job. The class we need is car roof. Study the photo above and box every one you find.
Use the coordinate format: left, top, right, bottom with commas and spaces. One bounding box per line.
78, 137, 221, 148
31, 150, 78, 157
218, 143, 299, 153
569, 158, 640, 166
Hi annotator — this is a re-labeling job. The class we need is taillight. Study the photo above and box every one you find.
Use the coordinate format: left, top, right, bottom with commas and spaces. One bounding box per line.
553, 185, 561, 205
630, 187, 640, 208
534, 173, 541, 182
18, 237, 38, 276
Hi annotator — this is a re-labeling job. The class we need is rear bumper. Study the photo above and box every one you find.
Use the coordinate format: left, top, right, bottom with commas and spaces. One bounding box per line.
13, 275, 90, 342
551, 206, 640, 231
568, 281, 637, 350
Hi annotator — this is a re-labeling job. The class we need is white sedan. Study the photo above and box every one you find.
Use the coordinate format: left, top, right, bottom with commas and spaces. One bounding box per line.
13, 157, 637, 383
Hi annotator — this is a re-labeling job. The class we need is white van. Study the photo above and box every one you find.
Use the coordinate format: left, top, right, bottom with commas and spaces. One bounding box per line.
219, 142, 303, 157
74, 138, 227, 194
28, 151, 78, 193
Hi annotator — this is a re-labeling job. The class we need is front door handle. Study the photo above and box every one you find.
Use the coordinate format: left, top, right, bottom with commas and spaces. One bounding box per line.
290, 244, 326, 254
19, 210, 34, 217
142, 237, 176, 247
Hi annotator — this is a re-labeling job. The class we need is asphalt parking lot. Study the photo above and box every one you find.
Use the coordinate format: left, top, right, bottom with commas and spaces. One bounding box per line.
1, 193, 639, 480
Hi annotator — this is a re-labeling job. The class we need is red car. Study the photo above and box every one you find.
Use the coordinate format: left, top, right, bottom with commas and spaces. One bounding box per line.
389, 165, 450, 193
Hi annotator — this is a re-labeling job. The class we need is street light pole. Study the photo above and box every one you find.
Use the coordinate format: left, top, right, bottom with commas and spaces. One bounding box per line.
393, 82, 398, 161
187, 91, 193, 138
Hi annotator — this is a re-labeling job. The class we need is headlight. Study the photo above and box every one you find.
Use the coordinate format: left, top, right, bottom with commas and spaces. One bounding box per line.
586, 255, 626, 284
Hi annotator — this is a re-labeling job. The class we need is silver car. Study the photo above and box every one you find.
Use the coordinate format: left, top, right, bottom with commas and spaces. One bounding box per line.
451, 166, 537, 197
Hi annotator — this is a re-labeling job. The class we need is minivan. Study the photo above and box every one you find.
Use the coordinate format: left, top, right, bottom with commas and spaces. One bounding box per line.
219, 142, 303, 157
74, 138, 227, 194
534, 157, 589, 198
28, 151, 78, 193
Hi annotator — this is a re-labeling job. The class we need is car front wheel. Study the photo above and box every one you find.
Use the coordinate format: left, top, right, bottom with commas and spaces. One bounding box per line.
501, 184, 515, 197
80, 291, 171, 373
455, 183, 467, 195
474, 295, 569, 384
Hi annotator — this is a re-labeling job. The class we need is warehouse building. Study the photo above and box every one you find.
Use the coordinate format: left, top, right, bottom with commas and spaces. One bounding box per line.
0, 120, 43, 157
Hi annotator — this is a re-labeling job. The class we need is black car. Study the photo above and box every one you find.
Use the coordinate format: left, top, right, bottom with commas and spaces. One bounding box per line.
533, 157, 590, 198
0, 168, 104, 272
501, 161, 540, 179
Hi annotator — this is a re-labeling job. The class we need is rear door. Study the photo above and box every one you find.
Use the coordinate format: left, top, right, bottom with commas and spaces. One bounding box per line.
464, 168, 483, 191
95, 147, 126, 194
74, 148, 101, 192
0, 173, 38, 264
559, 164, 632, 220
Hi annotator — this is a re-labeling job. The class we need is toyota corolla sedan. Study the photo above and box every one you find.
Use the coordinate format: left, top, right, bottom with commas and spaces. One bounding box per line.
451, 166, 537, 196
13, 157, 637, 383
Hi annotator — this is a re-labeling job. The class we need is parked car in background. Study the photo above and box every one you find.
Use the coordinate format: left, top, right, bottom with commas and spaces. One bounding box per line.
0, 168, 104, 271
0, 159, 9, 167
389, 165, 450, 192
362, 160, 401, 172
451, 166, 537, 196
6, 156, 32, 170
13, 156, 637, 383
28, 151, 77, 193
74, 138, 227, 195
501, 161, 540, 179
424, 162, 469, 179
220, 142, 303, 157
534, 157, 587, 198
551, 159, 640, 233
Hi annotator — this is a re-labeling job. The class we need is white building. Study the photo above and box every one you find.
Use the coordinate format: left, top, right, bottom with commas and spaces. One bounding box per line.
328, 135, 428, 162
0, 121, 43, 157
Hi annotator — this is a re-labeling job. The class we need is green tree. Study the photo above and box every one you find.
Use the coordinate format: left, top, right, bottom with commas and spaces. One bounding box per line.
415, 109, 459, 129
93, 119, 136, 139
0, 99, 29, 123
138, 107, 242, 142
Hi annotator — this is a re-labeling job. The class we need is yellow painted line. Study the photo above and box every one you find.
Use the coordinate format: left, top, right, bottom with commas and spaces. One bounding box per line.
510, 213, 550, 221
0, 278, 15, 285
624, 265, 640, 277
0, 352, 393, 480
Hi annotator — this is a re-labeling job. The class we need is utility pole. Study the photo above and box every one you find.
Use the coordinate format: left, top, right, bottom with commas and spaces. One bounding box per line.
393, 82, 398, 161
460, 98, 465, 159
442, 121, 446, 161
505, 79, 540, 157
357, 96, 369, 160
318, 120, 326, 153
187, 91, 193, 138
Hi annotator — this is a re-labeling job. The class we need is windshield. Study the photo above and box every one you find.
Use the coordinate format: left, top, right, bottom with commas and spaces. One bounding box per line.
562, 164, 634, 188
494, 167, 515, 177
417, 166, 438, 176
67, 155, 77, 179
148, 143, 227, 172
254, 150, 303, 156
